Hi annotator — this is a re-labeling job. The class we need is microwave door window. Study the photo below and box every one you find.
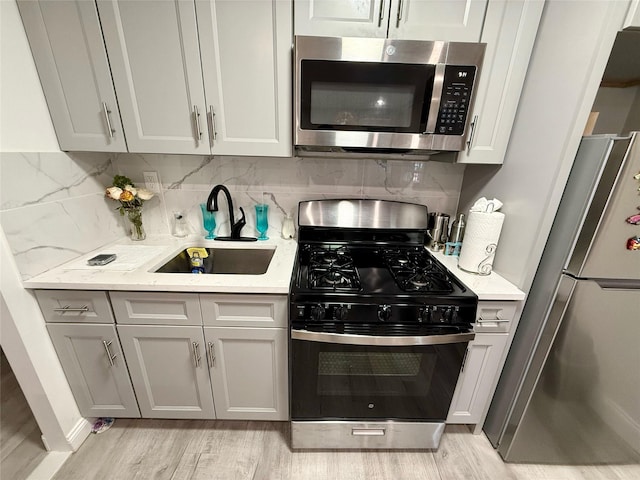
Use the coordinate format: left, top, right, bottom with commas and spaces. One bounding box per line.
300, 60, 434, 133
310, 83, 415, 129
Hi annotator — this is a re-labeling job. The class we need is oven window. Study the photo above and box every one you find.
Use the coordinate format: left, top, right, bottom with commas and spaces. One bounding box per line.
291, 340, 466, 421
300, 60, 434, 133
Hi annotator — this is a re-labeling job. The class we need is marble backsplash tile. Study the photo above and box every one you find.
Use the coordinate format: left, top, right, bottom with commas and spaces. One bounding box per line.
1, 151, 465, 279
113, 153, 465, 240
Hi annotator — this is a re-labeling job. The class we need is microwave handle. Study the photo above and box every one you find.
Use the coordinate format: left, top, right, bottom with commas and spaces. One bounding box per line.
291, 329, 474, 347
466, 114, 479, 153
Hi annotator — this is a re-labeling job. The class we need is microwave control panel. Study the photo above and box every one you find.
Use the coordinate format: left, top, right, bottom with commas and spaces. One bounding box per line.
435, 65, 477, 135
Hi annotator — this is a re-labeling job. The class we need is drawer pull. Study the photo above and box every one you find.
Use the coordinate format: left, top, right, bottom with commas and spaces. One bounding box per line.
54, 305, 89, 313
102, 340, 117, 366
352, 428, 385, 436
478, 317, 510, 323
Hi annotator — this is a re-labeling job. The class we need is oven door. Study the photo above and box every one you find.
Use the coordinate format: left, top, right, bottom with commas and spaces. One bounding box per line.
290, 329, 473, 421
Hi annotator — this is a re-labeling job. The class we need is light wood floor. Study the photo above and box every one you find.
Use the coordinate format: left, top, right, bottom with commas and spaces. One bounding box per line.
1, 349, 48, 480
52, 419, 640, 480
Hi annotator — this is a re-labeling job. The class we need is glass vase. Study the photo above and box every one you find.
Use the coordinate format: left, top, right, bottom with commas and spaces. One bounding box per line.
126, 207, 146, 241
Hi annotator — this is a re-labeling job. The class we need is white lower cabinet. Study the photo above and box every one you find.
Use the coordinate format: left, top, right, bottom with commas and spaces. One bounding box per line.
46, 323, 140, 418
447, 333, 509, 425
204, 327, 288, 420
117, 324, 216, 419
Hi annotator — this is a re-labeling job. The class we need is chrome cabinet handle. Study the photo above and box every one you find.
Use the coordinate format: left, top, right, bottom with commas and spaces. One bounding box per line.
460, 347, 469, 373
206, 341, 215, 368
192, 341, 201, 368
396, 0, 404, 27
466, 114, 478, 152
378, 0, 385, 27
53, 305, 89, 313
102, 340, 117, 367
102, 102, 115, 138
478, 316, 509, 322
208, 105, 217, 147
193, 105, 202, 143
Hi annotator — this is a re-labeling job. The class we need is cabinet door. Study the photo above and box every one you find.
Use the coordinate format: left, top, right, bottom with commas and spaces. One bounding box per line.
118, 325, 215, 419
447, 333, 508, 425
205, 327, 288, 420
196, 0, 292, 156
294, 0, 388, 38
97, 0, 210, 154
388, 0, 487, 42
17, 0, 127, 152
47, 323, 140, 418
459, 0, 544, 164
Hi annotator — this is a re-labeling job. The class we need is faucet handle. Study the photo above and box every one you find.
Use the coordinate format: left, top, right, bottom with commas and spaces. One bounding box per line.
231, 207, 246, 239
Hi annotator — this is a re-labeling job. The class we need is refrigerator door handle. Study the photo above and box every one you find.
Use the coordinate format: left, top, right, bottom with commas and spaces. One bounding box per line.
594, 279, 640, 290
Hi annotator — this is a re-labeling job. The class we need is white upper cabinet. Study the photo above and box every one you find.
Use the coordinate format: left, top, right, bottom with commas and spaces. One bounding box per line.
388, 0, 488, 42
96, 0, 210, 155
20, 0, 292, 156
294, 0, 388, 38
17, 0, 127, 152
295, 0, 487, 41
459, 0, 544, 164
196, 0, 292, 156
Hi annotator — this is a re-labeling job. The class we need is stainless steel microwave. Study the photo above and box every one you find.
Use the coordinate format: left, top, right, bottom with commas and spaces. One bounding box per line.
294, 35, 486, 156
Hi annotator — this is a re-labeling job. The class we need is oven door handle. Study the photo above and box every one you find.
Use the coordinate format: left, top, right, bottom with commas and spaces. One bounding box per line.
291, 329, 475, 346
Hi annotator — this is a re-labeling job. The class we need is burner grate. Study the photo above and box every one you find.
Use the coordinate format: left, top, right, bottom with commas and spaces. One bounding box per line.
382, 248, 453, 294
306, 245, 361, 291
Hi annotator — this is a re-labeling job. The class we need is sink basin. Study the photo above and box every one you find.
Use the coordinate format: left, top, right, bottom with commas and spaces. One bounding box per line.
154, 248, 275, 275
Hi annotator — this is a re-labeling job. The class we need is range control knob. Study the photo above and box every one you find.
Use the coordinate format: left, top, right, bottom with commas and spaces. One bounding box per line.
310, 304, 325, 321
334, 305, 349, 321
442, 307, 453, 324
418, 308, 431, 323
378, 304, 392, 321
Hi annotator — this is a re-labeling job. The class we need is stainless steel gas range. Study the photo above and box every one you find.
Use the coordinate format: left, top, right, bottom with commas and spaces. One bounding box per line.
289, 199, 477, 450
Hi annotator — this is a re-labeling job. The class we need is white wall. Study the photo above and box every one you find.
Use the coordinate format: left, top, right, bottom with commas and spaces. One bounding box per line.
458, 0, 631, 292
0, 0, 91, 452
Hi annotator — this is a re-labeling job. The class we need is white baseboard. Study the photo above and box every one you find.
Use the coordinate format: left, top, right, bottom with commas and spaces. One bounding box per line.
66, 417, 92, 451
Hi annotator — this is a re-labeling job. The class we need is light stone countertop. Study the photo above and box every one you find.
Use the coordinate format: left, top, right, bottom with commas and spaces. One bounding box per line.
22, 235, 525, 301
22, 234, 298, 294
432, 251, 526, 301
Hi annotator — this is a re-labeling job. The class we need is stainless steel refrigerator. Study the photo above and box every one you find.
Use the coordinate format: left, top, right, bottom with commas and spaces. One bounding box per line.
483, 133, 640, 464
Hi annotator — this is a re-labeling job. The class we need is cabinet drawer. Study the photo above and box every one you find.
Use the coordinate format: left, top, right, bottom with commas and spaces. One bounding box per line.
473, 301, 519, 333
35, 290, 114, 324
200, 294, 287, 328
110, 292, 202, 326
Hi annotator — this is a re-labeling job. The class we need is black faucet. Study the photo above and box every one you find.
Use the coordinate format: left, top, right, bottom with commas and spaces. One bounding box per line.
206, 184, 256, 241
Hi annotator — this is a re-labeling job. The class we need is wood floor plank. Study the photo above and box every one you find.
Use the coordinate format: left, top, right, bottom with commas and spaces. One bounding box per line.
434, 425, 517, 480
49, 419, 640, 480
0, 350, 47, 480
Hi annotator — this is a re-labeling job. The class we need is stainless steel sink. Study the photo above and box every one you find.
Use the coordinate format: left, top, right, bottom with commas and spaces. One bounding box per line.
154, 248, 275, 275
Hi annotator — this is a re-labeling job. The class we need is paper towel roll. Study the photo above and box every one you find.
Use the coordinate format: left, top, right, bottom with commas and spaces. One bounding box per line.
458, 211, 505, 275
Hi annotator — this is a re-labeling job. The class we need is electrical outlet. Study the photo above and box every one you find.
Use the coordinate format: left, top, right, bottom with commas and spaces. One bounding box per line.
143, 171, 160, 193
